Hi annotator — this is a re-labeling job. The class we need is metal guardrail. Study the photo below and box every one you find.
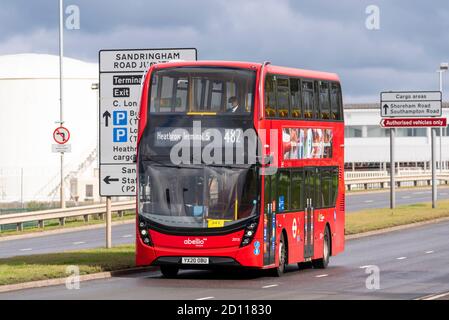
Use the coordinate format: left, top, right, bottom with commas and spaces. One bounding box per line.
345, 170, 449, 190
1, 170, 448, 232
0, 200, 136, 231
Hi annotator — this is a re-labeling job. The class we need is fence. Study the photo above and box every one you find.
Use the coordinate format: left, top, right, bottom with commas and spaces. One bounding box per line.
0, 200, 135, 232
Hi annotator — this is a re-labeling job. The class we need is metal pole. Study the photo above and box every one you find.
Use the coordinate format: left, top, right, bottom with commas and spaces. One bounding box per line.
20, 168, 24, 209
59, 0, 66, 209
390, 128, 395, 209
439, 70, 443, 173
431, 128, 437, 208
106, 196, 112, 248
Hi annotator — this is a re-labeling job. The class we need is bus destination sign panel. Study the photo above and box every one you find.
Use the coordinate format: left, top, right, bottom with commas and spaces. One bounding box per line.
99, 48, 197, 196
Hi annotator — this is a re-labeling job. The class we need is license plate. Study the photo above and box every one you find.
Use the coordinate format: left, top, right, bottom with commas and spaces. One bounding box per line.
181, 257, 209, 264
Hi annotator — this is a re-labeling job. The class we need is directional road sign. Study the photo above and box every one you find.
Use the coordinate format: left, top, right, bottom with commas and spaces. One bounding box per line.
99, 48, 197, 196
380, 91, 442, 118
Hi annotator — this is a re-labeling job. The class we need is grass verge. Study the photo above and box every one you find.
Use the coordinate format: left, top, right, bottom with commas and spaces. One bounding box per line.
345, 200, 449, 234
0, 244, 135, 286
1, 200, 449, 286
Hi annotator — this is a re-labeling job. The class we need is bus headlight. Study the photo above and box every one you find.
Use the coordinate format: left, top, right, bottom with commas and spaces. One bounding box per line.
138, 218, 152, 246
240, 220, 258, 247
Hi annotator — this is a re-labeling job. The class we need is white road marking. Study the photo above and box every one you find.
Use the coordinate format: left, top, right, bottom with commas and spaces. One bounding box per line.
396, 256, 407, 260
425, 250, 434, 254
359, 265, 373, 269
196, 296, 214, 300
364, 200, 374, 203
315, 274, 329, 278
262, 284, 279, 289
72, 241, 86, 245
122, 234, 133, 238
416, 291, 449, 300
19, 248, 32, 252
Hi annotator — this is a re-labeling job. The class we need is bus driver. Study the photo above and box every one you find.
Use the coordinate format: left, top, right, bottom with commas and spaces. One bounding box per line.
226, 96, 245, 113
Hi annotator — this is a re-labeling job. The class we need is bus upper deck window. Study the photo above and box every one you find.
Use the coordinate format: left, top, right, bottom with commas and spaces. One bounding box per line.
290, 78, 301, 118
302, 81, 314, 119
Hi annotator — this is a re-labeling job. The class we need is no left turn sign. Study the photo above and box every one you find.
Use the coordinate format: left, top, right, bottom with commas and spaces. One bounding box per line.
53, 126, 70, 144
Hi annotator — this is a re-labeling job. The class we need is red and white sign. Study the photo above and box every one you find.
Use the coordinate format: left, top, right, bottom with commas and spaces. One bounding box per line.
53, 126, 70, 144
380, 118, 447, 128
292, 218, 297, 239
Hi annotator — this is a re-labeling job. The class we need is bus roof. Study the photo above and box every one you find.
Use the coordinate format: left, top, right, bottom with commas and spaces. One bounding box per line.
152, 60, 340, 82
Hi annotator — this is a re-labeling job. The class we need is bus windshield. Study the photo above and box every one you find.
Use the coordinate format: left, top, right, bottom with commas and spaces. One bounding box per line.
139, 163, 258, 229
149, 67, 256, 114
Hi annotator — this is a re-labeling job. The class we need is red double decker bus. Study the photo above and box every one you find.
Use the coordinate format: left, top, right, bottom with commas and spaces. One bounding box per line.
136, 60, 345, 277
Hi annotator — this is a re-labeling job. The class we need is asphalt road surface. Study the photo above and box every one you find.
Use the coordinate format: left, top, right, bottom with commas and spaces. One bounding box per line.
1, 219, 448, 300
0, 187, 448, 259
345, 186, 449, 212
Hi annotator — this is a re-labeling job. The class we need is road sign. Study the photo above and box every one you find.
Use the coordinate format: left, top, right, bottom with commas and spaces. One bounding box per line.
380, 91, 442, 117
53, 126, 70, 144
99, 164, 137, 196
380, 118, 447, 128
52, 144, 72, 153
99, 48, 197, 196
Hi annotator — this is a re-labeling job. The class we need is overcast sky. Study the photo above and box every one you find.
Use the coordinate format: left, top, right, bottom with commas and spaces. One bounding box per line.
1, 0, 449, 102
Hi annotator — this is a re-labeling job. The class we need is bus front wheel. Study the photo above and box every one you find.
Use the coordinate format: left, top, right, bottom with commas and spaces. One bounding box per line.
270, 233, 287, 277
160, 265, 179, 278
312, 226, 330, 269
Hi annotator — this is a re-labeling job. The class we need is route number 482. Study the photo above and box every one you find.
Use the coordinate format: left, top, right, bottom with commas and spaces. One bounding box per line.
224, 129, 242, 144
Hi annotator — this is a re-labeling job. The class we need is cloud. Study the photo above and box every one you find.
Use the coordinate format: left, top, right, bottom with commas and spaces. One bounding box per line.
1, 0, 448, 102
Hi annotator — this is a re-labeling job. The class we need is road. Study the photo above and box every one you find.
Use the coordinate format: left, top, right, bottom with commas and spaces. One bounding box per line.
1, 219, 448, 300
0, 186, 448, 259
345, 186, 449, 212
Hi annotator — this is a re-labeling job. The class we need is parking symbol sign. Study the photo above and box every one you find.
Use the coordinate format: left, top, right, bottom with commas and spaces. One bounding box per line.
113, 111, 127, 126
113, 128, 127, 142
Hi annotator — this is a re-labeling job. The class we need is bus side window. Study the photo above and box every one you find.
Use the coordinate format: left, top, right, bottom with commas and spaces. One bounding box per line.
320, 168, 332, 207
330, 83, 342, 120
331, 167, 339, 206
302, 80, 314, 119
277, 170, 290, 212
290, 78, 302, 119
264, 74, 276, 117
291, 169, 303, 210
276, 77, 290, 118
314, 168, 322, 209
319, 81, 330, 120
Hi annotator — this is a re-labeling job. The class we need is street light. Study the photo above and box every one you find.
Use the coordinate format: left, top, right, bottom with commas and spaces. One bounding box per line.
437, 63, 448, 173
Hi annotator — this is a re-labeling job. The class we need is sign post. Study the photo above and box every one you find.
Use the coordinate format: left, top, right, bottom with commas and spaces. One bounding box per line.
52, 126, 71, 209
98, 48, 197, 248
390, 128, 395, 209
380, 91, 443, 209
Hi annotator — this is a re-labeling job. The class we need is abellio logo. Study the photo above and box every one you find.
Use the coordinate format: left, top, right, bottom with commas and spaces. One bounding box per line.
184, 238, 206, 246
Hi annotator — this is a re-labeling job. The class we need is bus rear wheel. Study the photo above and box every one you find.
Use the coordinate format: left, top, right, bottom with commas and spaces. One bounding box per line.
312, 226, 330, 269
270, 233, 287, 277
160, 265, 179, 278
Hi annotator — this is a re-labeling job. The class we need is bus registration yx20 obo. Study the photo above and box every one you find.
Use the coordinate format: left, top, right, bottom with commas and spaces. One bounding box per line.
135, 60, 345, 277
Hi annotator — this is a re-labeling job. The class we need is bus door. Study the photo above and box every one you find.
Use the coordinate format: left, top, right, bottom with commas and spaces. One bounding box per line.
304, 168, 315, 260
263, 173, 277, 266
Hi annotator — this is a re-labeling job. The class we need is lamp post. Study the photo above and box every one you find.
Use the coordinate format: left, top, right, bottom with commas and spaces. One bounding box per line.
437, 63, 448, 172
